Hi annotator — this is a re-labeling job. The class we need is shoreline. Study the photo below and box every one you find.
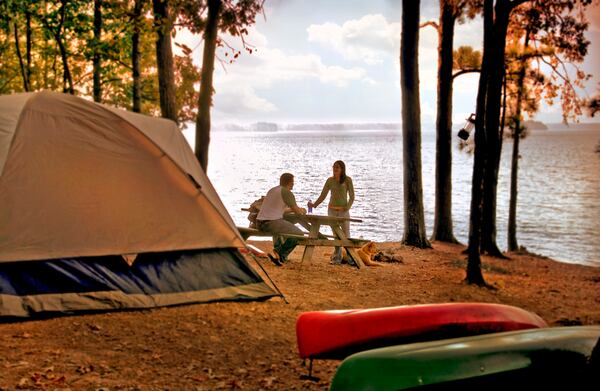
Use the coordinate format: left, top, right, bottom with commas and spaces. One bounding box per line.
1, 240, 598, 389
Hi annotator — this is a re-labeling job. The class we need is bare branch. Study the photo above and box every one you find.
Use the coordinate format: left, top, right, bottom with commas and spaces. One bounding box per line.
420, 20, 439, 31
452, 68, 480, 79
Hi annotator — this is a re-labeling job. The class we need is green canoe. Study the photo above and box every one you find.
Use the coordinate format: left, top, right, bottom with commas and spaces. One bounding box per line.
330, 326, 600, 391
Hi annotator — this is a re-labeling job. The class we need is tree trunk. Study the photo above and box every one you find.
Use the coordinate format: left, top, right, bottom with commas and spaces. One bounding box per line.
466, 0, 494, 286
400, 0, 431, 248
93, 0, 102, 102
26, 10, 32, 88
56, 35, 74, 94
152, 0, 177, 122
507, 33, 530, 251
132, 0, 143, 113
195, 0, 222, 172
432, 0, 458, 243
54, 1, 74, 94
480, 0, 518, 258
13, 20, 30, 91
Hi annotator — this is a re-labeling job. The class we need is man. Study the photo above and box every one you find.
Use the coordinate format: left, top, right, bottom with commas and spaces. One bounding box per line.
256, 173, 306, 265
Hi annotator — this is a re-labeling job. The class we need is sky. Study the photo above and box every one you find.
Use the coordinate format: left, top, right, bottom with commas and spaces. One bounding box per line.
174, 0, 600, 126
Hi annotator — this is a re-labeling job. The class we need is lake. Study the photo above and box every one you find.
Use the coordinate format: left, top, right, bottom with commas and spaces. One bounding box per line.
184, 127, 600, 267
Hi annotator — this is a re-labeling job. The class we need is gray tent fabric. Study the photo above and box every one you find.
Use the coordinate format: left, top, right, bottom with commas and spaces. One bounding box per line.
0, 91, 246, 262
0, 91, 277, 318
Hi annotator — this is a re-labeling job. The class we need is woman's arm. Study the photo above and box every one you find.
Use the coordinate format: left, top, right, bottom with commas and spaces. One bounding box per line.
346, 177, 355, 210
312, 178, 331, 208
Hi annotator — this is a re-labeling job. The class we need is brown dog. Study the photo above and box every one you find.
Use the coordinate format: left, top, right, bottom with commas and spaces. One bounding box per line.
356, 242, 384, 267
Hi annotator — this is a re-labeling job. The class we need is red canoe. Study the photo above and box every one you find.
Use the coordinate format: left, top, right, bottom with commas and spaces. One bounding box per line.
296, 303, 548, 360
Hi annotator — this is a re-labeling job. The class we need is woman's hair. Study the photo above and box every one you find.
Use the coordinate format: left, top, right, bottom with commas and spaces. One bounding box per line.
334, 160, 346, 184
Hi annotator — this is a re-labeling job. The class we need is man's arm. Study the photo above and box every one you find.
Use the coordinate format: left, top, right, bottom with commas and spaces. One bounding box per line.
282, 187, 306, 215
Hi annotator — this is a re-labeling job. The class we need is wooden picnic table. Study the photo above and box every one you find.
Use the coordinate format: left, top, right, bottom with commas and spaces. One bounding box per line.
239, 208, 367, 268
284, 213, 366, 268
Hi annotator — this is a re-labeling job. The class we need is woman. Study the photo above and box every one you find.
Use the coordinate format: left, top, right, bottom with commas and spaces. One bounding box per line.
308, 160, 355, 264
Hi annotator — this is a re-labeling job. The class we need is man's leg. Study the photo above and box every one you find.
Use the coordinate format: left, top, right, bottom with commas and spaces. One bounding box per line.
260, 219, 304, 261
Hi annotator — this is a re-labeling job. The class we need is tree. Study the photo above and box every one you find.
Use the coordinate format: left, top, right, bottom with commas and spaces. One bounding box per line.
131, 0, 144, 113
466, 0, 494, 286
181, 0, 264, 171
425, 0, 479, 244
465, 0, 593, 283
152, 0, 178, 122
92, 0, 102, 102
587, 88, 600, 117
401, 0, 431, 248
34, 0, 77, 94
478, 0, 593, 257
175, 49, 201, 123
506, 31, 531, 252
195, 0, 222, 171
0, 0, 198, 122
477, 0, 531, 259
504, 0, 592, 251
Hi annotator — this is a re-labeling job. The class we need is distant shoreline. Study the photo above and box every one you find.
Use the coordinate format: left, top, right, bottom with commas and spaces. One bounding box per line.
208, 120, 600, 132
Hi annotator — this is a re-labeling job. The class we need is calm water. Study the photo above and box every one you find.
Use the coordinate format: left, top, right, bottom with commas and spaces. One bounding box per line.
184, 128, 600, 267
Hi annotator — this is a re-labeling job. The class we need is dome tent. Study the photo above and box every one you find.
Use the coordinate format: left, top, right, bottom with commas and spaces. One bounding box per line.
0, 91, 277, 318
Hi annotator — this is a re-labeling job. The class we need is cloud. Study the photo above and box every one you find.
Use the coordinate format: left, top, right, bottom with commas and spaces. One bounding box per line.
307, 14, 400, 65
454, 18, 484, 50
212, 27, 369, 88
234, 47, 367, 87
174, 26, 369, 120
214, 85, 277, 116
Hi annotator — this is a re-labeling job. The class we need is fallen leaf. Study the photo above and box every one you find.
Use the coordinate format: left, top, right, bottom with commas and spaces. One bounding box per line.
13, 332, 33, 339
261, 376, 277, 387
16, 377, 31, 389
190, 374, 208, 382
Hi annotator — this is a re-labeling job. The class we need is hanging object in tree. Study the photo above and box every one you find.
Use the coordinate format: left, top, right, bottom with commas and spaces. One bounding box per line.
458, 113, 476, 140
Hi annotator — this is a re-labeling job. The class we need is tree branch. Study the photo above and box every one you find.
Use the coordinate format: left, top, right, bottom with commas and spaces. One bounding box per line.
0, 75, 17, 93
452, 68, 481, 80
419, 20, 439, 31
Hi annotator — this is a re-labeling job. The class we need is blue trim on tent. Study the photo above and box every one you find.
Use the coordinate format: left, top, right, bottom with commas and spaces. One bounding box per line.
0, 249, 261, 295
0, 249, 277, 318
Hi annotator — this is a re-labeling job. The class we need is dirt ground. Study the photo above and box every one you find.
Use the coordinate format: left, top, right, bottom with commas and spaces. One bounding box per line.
1, 241, 599, 390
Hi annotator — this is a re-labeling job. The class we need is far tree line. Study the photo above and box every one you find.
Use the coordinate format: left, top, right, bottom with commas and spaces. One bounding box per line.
1, 0, 599, 285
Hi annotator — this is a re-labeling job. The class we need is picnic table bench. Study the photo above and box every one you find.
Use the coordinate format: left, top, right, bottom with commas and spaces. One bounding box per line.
237, 210, 368, 268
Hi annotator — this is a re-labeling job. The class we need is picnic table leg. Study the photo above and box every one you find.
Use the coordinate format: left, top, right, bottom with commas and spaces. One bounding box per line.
330, 224, 365, 269
295, 219, 328, 240
301, 222, 320, 265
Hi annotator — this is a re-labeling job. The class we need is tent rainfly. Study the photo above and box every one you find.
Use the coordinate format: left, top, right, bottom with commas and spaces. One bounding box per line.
0, 91, 277, 318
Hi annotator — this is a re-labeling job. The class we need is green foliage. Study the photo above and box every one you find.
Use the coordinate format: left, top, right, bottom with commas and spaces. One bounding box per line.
174, 53, 200, 123
453, 45, 481, 70
506, 0, 593, 123
1, 0, 263, 123
586, 87, 600, 117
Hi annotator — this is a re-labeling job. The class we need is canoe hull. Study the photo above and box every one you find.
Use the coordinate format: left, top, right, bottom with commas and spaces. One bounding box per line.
296, 303, 547, 360
329, 326, 600, 391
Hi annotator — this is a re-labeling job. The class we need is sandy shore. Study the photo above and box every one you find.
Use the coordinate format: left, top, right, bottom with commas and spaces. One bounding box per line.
1, 241, 599, 390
